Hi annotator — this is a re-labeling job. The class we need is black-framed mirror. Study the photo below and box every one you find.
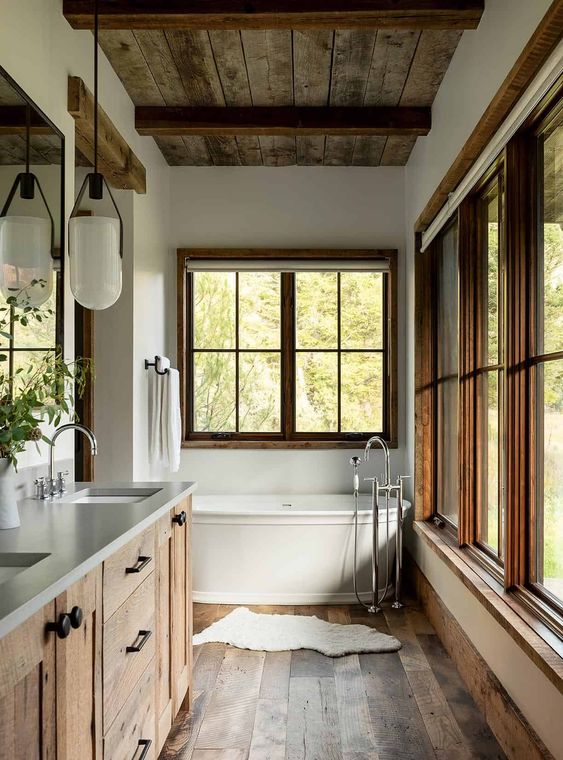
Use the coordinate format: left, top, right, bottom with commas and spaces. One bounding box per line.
0, 65, 65, 373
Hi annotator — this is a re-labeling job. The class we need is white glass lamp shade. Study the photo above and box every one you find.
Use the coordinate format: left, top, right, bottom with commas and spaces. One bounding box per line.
0, 215, 53, 307
69, 215, 121, 310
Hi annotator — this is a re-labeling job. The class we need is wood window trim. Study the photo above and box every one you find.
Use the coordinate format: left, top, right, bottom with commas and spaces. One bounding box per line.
415, 78, 563, 637
177, 248, 398, 449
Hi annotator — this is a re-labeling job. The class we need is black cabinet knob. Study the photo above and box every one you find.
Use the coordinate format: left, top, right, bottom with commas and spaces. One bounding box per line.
172, 510, 186, 527
69, 606, 83, 629
47, 613, 71, 639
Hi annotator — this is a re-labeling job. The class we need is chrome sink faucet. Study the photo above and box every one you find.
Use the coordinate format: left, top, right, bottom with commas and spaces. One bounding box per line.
41, 423, 98, 498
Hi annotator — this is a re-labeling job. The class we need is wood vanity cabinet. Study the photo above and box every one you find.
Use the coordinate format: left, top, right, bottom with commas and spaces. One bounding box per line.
155, 496, 193, 754
0, 603, 57, 760
0, 567, 102, 760
0, 495, 193, 760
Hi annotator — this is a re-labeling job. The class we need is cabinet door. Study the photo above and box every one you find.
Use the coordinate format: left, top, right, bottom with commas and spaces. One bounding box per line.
0, 604, 56, 760
55, 567, 103, 760
171, 496, 192, 714
155, 513, 173, 753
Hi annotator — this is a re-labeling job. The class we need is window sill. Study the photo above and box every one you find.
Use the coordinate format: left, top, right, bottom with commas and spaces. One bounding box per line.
413, 520, 563, 694
182, 439, 399, 450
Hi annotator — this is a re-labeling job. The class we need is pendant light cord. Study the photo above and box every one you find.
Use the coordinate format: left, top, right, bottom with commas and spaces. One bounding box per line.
25, 103, 30, 174
94, 0, 99, 175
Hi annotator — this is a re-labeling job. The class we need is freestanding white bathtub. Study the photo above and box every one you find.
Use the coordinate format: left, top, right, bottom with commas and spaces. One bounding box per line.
192, 494, 411, 605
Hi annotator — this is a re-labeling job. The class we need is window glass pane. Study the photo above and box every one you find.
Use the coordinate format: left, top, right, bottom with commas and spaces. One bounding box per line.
295, 352, 338, 431
538, 122, 563, 355
341, 352, 382, 432
13, 272, 57, 348
436, 221, 459, 524
340, 273, 383, 349
485, 184, 501, 366
479, 370, 503, 555
12, 350, 52, 394
239, 273, 280, 350
239, 352, 281, 432
536, 360, 563, 602
295, 273, 337, 349
193, 272, 236, 349
193, 352, 235, 431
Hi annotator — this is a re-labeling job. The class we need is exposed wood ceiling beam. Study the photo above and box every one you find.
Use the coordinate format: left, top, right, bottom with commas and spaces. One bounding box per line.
0, 107, 54, 135
68, 76, 146, 193
63, 1, 484, 30
135, 106, 431, 137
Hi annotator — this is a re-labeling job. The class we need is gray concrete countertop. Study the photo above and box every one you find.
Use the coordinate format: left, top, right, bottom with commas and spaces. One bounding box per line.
0, 481, 197, 639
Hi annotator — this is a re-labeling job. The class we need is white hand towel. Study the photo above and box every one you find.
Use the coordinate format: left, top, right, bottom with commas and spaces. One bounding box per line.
148, 357, 181, 473
164, 368, 181, 473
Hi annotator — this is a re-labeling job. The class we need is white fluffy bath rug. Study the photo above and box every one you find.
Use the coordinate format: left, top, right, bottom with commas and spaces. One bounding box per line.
193, 607, 401, 656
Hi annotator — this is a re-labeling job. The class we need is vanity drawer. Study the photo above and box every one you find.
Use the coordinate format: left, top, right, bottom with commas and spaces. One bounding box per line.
104, 660, 156, 760
103, 573, 156, 729
103, 525, 156, 621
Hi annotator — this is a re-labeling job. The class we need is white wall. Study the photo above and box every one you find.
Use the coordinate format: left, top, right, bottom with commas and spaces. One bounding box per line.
0, 0, 169, 487
169, 166, 407, 494
403, 1, 562, 756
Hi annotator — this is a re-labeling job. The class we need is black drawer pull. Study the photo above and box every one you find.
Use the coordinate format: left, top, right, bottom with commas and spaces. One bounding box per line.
47, 613, 71, 639
172, 510, 186, 527
134, 738, 152, 760
126, 629, 152, 653
125, 555, 152, 574
69, 606, 83, 629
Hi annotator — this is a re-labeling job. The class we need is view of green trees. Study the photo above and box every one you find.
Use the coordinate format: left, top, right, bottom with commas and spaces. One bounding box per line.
191, 270, 385, 434
0, 272, 57, 393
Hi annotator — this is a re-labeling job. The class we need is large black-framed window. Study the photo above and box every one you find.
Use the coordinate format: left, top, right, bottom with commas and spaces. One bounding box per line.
178, 250, 398, 447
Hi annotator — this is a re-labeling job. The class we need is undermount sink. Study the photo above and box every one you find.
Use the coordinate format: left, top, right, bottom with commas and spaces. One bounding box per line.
0, 552, 50, 585
62, 488, 161, 505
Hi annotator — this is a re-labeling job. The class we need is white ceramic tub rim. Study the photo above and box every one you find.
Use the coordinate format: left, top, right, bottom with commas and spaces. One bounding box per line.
193, 493, 411, 526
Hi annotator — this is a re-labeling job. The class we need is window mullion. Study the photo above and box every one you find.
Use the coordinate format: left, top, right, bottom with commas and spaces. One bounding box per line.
281, 273, 294, 440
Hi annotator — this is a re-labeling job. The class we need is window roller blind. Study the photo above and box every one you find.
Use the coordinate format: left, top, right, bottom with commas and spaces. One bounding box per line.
185, 258, 390, 273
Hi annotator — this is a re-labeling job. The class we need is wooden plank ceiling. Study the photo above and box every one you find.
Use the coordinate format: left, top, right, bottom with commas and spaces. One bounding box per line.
99, 28, 461, 166
0, 78, 61, 165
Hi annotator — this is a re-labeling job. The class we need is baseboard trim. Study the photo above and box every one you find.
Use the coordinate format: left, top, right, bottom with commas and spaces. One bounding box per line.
408, 556, 554, 760
193, 589, 390, 605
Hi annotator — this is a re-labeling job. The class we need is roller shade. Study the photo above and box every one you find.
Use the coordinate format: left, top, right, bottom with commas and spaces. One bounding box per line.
185, 258, 390, 273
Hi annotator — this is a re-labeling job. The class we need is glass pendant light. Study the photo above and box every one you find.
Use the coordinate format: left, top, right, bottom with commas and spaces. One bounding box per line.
68, 0, 123, 310
0, 105, 55, 307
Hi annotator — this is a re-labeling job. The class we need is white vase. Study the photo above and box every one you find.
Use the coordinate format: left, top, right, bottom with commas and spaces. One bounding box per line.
0, 458, 20, 529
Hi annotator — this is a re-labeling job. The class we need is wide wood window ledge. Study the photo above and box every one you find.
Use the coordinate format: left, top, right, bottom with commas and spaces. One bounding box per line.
413, 520, 563, 694
182, 439, 398, 450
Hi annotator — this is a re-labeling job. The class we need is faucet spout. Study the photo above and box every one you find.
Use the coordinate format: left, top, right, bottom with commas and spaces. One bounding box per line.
49, 423, 98, 485
363, 435, 390, 486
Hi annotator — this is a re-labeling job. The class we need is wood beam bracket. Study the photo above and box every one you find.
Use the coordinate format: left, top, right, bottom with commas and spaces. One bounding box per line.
68, 76, 146, 194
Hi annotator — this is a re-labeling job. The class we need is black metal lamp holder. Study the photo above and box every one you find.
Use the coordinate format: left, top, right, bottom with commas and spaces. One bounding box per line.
68, 0, 123, 259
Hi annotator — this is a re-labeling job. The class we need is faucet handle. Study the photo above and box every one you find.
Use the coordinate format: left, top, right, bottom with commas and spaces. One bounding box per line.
56, 471, 69, 493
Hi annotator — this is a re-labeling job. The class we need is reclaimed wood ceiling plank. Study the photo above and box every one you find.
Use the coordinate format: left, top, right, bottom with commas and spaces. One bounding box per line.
165, 30, 240, 164
354, 29, 419, 165
381, 29, 461, 164
98, 30, 164, 105
293, 30, 333, 166
324, 30, 375, 166
209, 30, 262, 164
242, 30, 295, 166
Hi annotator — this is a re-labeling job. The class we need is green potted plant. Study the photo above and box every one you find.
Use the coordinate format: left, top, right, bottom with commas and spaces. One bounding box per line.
0, 281, 89, 528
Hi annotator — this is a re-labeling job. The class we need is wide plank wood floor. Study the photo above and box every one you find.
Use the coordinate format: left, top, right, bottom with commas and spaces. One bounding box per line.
160, 603, 505, 760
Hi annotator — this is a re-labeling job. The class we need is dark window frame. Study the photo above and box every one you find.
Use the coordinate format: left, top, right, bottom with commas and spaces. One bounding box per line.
418, 77, 563, 634
177, 249, 398, 449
